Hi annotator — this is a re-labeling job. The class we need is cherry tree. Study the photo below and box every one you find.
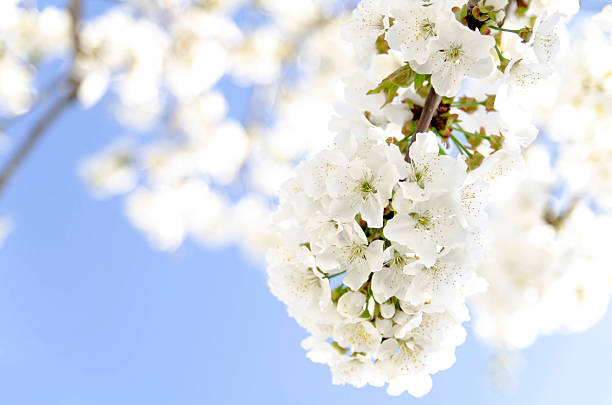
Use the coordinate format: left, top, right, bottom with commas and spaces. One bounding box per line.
2, 0, 612, 397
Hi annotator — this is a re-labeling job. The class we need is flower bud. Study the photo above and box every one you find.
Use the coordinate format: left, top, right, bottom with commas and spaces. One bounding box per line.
380, 302, 396, 318
337, 291, 367, 318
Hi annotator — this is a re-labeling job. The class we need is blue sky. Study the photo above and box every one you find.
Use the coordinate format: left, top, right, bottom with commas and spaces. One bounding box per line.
0, 1, 611, 404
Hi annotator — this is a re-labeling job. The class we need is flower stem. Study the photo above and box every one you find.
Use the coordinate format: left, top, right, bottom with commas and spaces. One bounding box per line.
488, 25, 520, 34
325, 270, 347, 280
494, 44, 505, 62
451, 101, 485, 108
449, 133, 473, 157
453, 125, 491, 140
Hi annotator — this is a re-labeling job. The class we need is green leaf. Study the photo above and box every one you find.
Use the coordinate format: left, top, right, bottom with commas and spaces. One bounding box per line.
367, 64, 416, 107
414, 73, 430, 90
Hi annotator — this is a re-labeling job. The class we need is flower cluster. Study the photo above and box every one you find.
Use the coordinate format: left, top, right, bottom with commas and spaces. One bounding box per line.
0, 2, 71, 115
266, 0, 572, 395
535, 5, 612, 208
471, 146, 612, 350
74, 1, 355, 258
1, 0, 353, 259
469, 6, 612, 351
269, 128, 487, 396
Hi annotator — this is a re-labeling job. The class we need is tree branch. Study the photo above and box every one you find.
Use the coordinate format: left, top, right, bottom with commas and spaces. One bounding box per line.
0, 0, 82, 198
404, 0, 483, 162
0, 87, 77, 197
69, 0, 82, 55
405, 87, 442, 163
0, 73, 72, 134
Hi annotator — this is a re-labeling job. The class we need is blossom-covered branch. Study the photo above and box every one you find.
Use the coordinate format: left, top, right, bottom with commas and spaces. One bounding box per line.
265, 0, 574, 396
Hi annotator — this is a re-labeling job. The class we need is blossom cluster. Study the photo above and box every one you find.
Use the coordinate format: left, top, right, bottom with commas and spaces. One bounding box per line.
471, 146, 612, 349
269, 127, 488, 396
1, 0, 353, 258
0, 1, 71, 115
266, 0, 571, 396
74, 1, 355, 257
470, 6, 612, 351
536, 5, 612, 208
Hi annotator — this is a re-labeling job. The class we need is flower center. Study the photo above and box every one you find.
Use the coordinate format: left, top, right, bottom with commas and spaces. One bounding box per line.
409, 211, 432, 230
444, 43, 463, 62
357, 170, 378, 200
410, 166, 430, 189
346, 244, 367, 265
387, 250, 409, 268
360, 181, 378, 194
419, 19, 436, 40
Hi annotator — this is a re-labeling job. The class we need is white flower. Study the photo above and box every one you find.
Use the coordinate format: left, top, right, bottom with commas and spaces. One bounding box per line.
495, 59, 551, 124
0, 55, 34, 115
316, 235, 385, 290
267, 244, 332, 311
412, 19, 495, 97
530, 13, 563, 65
124, 180, 227, 251
456, 177, 490, 231
337, 291, 367, 318
342, 0, 389, 68
230, 26, 284, 84
80, 140, 137, 199
405, 250, 472, 308
331, 357, 376, 388
326, 143, 402, 228
386, 0, 441, 65
401, 132, 467, 201
380, 301, 396, 319
372, 245, 416, 303
410, 312, 467, 351
333, 321, 382, 353
384, 193, 466, 266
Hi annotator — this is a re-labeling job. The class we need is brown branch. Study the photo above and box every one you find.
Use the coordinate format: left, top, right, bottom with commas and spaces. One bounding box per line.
69, 0, 82, 55
404, 87, 442, 163
0, 0, 83, 198
0, 86, 77, 197
404, 0, 482, 163
544, 194, 582, 231
0, 73, 72, 134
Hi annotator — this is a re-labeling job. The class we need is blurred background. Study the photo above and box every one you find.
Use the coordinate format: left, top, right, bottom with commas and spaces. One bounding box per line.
0, 0, 612, 404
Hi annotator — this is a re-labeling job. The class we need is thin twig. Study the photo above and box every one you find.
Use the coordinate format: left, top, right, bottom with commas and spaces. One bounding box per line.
69, 0, 82, 55
0, 73, 72, 133
405, 87, 442, 163
544, 194, 583, 230
0, 87, 77, 197
0, 0, 82, 198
